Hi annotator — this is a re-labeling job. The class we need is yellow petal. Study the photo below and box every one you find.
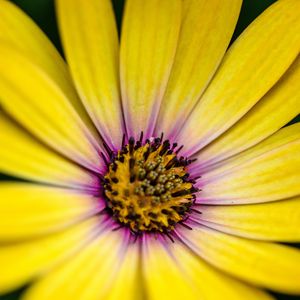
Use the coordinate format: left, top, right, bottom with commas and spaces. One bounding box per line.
0, 44, 102, 172
22, 231, 139, 300
0, 113, 98, 188
0, 218, 98, 294
177, 0, 300, 154
143, 237, 198, 300
120, 0, 181, 139
105, 245, 140, 300
0, 0, 99, 139
198, 132, 300, 204
0, 183, 102, 241
200, 122, 300, 176
195, 196, 300, 242
143, 237, 273, 300
56, 0, 124, 149
183, 225, 300, 294
156, 0, 242, 138
195, 56, 300, 169
171, 241, 274, 300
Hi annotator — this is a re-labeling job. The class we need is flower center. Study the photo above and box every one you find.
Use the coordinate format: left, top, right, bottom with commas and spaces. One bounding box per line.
103, 134, 198, 233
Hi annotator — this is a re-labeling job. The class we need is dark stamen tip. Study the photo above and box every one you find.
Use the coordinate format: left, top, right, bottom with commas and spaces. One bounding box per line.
100, 152, 109, 166
160, 132, 164, 142
112, 225, 123, 231
111, 177, 119, 183
130, 175, 136, 183
97, 207, 108, 215
102, 140, 113, 157
139, 131, 144, 143
179, 222, 193, 230
175, 145, 184, 154
121, 133, 126, 148
165, 232, 175, 243
191, 208, 202, 214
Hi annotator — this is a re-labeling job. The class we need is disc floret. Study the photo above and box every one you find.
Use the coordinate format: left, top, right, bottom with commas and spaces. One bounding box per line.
103, 134, 198, 233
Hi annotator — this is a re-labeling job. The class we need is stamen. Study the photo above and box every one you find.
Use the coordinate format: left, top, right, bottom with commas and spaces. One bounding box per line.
191, 208, 202, 214
165, 232, 175, 243
121, 133, 126, 148
175, 145, 184, 154
102, 139, 113, 158
139, 131, 144, 143
179, 222, 193, 230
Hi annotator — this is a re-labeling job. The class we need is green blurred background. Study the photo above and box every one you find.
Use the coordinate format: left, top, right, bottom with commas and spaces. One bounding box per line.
1, 0, 299, 299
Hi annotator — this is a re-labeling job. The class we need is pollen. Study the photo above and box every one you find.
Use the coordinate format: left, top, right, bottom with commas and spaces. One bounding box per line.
103, 133, 198, 233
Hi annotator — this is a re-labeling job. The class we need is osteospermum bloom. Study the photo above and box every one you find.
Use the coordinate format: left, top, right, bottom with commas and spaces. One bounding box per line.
0, 0, 300, 299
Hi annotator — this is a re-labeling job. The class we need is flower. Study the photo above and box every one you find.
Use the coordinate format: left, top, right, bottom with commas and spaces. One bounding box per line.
0, 0, 299, 299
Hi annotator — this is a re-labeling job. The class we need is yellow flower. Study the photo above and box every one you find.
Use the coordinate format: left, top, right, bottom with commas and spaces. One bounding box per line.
0, 0, 300, 299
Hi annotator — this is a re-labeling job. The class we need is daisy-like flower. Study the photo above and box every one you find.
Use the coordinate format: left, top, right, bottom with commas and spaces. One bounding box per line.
0, 0, 299, 299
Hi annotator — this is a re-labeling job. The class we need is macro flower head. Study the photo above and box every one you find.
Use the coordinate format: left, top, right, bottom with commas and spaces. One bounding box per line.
0, 0, 300, 299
